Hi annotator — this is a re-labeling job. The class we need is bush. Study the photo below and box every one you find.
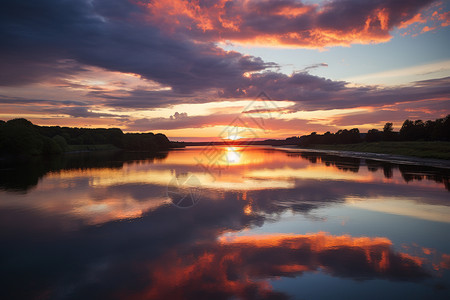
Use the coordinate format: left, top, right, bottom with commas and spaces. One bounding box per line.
43, 137, 63, 154
52, 135, 68, 152
0, 119, 44, 156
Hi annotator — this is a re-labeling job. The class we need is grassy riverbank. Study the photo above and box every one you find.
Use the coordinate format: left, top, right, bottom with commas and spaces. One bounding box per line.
302, 141, 450, 160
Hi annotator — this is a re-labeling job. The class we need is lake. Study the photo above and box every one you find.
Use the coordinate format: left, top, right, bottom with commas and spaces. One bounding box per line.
1, 146, 449, 300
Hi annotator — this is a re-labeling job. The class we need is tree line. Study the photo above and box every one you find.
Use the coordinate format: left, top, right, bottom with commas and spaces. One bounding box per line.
0, 118, 178, 157
298, 115, 450, 146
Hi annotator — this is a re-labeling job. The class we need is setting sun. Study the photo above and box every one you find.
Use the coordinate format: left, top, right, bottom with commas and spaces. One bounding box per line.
226, 134, 242, 141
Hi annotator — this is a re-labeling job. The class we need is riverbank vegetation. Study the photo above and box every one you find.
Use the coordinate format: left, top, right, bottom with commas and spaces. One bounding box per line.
0, 118, 181, 157
298, 115, 450, 160
298, 115, 450, 146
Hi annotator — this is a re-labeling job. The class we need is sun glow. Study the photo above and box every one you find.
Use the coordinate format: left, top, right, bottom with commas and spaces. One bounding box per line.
225, 147, 241, 164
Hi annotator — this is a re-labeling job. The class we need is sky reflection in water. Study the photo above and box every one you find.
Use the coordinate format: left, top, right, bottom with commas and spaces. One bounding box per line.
0, 146, 449, 299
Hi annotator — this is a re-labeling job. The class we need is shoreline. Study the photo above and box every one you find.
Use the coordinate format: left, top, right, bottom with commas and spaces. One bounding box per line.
274, 146, 450, 169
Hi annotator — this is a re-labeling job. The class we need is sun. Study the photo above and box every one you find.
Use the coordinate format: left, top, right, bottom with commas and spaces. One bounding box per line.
227, 134, 243, 141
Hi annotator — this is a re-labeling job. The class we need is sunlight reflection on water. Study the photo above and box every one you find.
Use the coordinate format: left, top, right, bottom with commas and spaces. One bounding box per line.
0, 146, 449, 299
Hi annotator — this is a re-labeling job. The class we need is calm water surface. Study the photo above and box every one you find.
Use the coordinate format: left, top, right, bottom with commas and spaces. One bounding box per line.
0, 146, 449, 299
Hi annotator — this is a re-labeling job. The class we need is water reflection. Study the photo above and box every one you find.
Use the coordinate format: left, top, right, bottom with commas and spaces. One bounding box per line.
112, 233, 440, 300
0, 146, 449, 299
0, 146, 449, 227
293, 151, 449, 190
0, 151, 168, 192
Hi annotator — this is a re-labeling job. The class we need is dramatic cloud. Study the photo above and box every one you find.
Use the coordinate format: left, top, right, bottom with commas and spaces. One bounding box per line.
0, 0, 448, 135
0, 0, 273, 92
145, 0, 441, 47
218, 71, 450, 112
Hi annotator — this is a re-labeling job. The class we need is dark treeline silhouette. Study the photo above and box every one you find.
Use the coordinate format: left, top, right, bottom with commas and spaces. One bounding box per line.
299, 115, 450, 146
299, 128, 361, 146
0, 118, 181, 157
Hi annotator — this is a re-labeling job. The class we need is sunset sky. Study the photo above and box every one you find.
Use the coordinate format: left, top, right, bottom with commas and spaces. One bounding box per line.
1, 0, 449, 141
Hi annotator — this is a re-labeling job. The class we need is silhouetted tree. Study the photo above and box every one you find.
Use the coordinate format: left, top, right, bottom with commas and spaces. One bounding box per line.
443, 115, 450, 140
398, 115, 449, 141
382, 122, 397, 141
366, 129, 382, 142
400, 119, 414, 140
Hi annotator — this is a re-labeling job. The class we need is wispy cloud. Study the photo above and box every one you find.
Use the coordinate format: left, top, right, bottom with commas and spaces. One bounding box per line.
344, 60, 450, 85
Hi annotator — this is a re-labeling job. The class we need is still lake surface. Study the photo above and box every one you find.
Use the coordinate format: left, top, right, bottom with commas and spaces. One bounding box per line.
1, 146, 449, 300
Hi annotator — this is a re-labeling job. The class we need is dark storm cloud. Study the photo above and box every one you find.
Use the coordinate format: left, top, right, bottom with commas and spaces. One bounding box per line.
0, 0, 273, 92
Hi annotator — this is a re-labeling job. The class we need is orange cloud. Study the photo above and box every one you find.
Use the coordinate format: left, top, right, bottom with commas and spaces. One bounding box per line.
439, 11, 450, 26
422, 25, 437, 32
398, 13, 426, 29
439, 254, 450, 269
140, 0, 439, 48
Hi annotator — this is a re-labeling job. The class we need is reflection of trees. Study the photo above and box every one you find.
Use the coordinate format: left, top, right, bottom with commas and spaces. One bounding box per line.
0, 151, 168, 191
291, 152, 361, 172
365, 159, 449, 191
294, 152, 450, 191
383, 166, 393, 179
398, 165, 450, 191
